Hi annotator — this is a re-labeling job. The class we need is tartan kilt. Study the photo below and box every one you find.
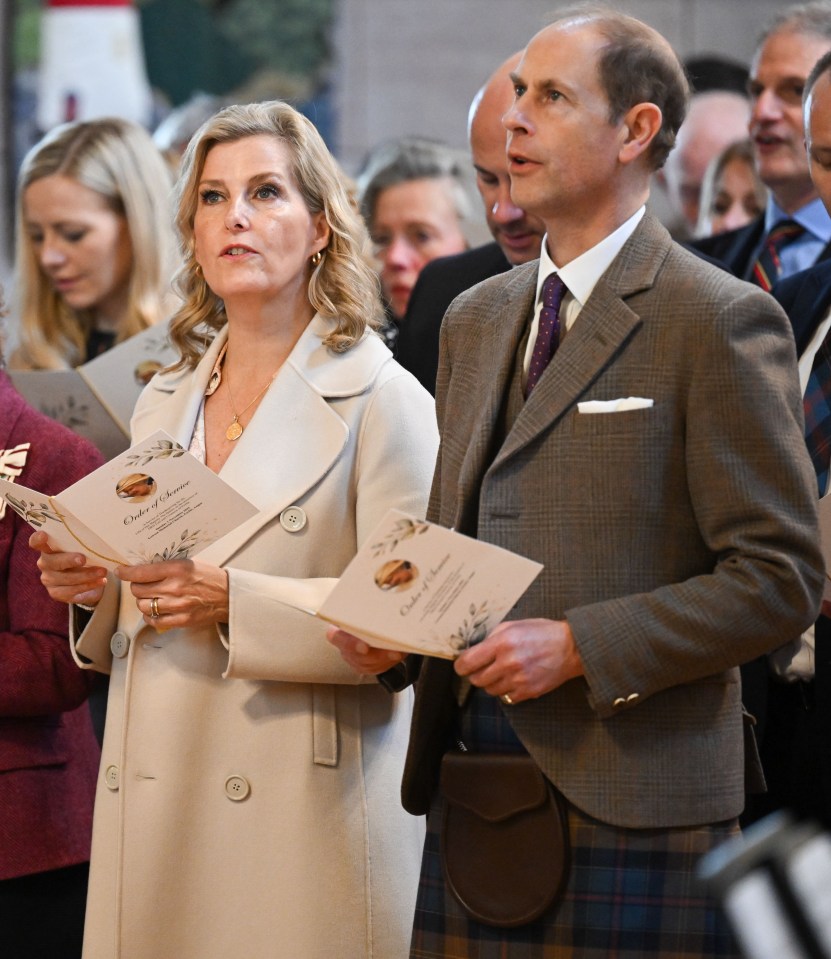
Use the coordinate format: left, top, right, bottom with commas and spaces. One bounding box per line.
410, 690, 740, 959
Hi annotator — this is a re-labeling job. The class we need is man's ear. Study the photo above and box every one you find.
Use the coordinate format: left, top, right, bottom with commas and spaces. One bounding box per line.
619, 102, 663, 166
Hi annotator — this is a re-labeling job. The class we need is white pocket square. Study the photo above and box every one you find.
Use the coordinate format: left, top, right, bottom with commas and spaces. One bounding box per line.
577, 397, 654, 414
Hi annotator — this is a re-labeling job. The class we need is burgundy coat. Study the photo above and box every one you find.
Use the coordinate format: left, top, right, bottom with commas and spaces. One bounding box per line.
0, 372, 102, 879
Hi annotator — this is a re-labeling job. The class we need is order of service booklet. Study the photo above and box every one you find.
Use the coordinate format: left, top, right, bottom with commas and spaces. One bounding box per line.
9, 322, 178, 460
0, 429, 257, 571
315, 509, 544, 659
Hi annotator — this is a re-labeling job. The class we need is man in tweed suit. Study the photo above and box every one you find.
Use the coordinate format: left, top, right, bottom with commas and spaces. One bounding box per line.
331, 5, 824, 956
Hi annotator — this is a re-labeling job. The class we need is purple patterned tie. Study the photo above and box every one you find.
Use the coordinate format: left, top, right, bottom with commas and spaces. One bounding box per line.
525, 273, 567, 398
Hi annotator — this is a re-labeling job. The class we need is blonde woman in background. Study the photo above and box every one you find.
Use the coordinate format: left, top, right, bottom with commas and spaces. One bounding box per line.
11, 118, 177, 369
695, 139, 769, 238
33, 100, 438, 959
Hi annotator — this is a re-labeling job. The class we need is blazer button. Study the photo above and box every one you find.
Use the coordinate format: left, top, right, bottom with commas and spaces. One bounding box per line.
225, 775, 251, 802
279, 506, 307, 532
110, 631, 130, 658
613, 697, 626, 707
105, 765, 120, 790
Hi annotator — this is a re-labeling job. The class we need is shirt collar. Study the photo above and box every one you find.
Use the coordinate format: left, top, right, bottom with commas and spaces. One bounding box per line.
535, 206, 646, 309
765, 196, 831, 243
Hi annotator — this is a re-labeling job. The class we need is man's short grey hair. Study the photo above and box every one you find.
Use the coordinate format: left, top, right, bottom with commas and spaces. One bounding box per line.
758, 1, 831, 49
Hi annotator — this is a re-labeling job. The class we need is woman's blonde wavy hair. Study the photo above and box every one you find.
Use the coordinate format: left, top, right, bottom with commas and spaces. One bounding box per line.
12, 118, 177, 370
169, 100, 384, 369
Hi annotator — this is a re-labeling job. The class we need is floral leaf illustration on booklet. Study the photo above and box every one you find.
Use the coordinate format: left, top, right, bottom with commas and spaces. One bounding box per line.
0, 429, 258, 570
317, 509, 543, 659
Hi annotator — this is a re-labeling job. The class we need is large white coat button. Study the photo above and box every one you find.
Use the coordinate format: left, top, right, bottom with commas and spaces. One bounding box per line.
110, 631, 130, 658
225, 775, 251, 802
105, 765, 120, 790
280, 506, 307, 532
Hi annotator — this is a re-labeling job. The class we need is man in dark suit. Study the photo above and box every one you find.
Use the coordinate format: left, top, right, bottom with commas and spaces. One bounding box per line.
396, 53, 545, 394
692, 3, 831, 286
332, 7, 822, 956
746, 48, 831, 832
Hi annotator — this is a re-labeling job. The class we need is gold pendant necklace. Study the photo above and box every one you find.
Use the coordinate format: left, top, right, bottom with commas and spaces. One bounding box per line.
226, 416, 244, 442
224, 365, 276, 441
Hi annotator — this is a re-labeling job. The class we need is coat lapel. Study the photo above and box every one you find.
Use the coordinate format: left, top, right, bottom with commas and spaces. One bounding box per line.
130, 333, 225, 450
131, 316, 389, 571
198, 364, 349, 568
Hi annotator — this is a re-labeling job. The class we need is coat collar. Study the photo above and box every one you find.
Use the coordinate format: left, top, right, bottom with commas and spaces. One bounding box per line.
129, 314, 392, 569
135, 314, 390, 412
454, 214, 670, 507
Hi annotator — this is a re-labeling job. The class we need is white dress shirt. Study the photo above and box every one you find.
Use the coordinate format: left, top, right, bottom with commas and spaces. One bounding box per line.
523, 207, 646, 380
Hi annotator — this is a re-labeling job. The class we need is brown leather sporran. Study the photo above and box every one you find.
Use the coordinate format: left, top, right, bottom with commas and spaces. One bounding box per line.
439, 751, 571, 927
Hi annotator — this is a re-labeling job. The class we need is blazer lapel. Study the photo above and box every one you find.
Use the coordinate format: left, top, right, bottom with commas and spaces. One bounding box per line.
492, 214, 669, 471
451, 265, 537, 527
732, 218, 765, 280
790, 264, 831, 355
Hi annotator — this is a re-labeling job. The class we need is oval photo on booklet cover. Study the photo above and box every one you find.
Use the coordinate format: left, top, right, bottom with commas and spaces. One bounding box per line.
374, 558, 418, 592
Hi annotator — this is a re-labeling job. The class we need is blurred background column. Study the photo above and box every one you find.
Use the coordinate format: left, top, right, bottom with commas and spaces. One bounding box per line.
36, 0, 153, 129
0, 0, 12, 278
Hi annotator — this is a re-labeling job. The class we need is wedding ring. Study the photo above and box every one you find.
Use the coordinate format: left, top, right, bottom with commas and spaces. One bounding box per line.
500, 693, 514, 706
149, 596, 161, 619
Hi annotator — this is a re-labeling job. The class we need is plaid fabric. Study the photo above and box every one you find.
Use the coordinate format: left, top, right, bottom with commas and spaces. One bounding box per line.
804, 341, 831, 494
751, 219, 805, 291
411, 690, 740, 958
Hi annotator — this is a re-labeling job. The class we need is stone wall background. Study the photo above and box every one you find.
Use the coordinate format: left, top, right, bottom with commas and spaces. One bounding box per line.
332, 0, 789, 173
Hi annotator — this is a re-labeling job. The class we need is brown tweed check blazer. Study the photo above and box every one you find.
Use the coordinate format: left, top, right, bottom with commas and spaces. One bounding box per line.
401, 213, 824, 829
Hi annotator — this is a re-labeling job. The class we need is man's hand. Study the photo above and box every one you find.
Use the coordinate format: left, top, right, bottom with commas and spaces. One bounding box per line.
327, 627, 407, 675
455, 618, 584, 704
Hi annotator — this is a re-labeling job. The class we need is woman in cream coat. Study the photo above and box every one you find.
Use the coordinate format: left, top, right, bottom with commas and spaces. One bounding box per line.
33, 101, 438, 959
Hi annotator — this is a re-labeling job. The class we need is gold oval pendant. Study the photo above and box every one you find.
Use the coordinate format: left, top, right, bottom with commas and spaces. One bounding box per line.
226, 420, 243, 441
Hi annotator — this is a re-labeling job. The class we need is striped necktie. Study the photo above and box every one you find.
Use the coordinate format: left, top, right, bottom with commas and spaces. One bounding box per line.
525, 273, 567, 398
751, 220, 805, 292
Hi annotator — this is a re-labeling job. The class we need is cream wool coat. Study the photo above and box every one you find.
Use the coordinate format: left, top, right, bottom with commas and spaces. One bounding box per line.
71, 316, 439, 959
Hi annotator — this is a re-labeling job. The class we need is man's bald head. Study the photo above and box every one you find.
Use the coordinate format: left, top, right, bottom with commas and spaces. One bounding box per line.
468, 52, 522, 140
468, 52, 545, 264
660, 90, 751, 230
